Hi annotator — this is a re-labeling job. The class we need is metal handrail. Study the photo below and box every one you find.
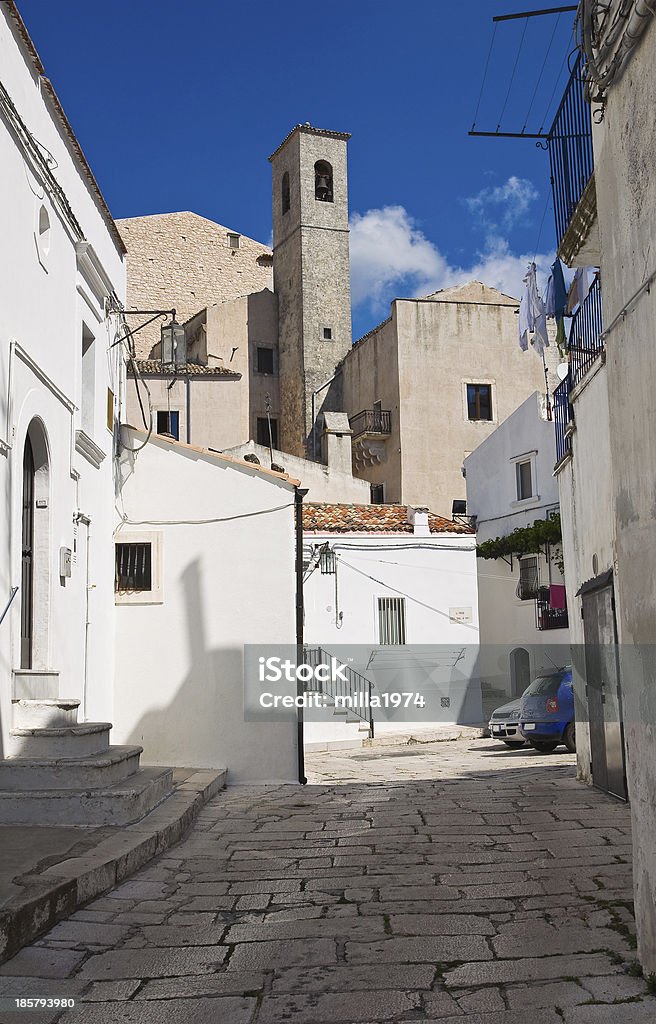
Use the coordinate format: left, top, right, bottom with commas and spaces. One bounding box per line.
0, 586, 18, 628
303, 645, 374, 737
349, 409, 391, 439
569, 275, 603, 388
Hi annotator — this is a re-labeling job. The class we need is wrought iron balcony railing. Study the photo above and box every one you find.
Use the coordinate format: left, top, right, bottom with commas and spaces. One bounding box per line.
554, 375, 573, 465
349, 409, 391, 440
536, 586, 569, 631
548, 53, 594, 251
569, 275, 603, 388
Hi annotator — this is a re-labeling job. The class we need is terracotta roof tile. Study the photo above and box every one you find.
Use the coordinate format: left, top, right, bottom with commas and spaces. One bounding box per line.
130, 360, 240, 378
303, 503, 473, 535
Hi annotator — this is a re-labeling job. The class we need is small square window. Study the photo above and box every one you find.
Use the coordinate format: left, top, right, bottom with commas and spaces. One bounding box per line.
227, 233, 240, 249
256, 416, 278, 449
517, 556, 539, 600
467, 383, 492, 421
156, 410, 180, 440
516, 460, 533, 501
256, 347, 275, 375
322, 327, 333, 341
115, 542, 152, 593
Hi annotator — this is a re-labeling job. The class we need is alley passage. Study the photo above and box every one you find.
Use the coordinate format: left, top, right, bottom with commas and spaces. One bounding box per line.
1, 739, 654, 1023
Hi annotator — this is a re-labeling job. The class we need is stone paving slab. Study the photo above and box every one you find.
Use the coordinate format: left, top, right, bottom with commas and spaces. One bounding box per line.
0, 738, 651, 1022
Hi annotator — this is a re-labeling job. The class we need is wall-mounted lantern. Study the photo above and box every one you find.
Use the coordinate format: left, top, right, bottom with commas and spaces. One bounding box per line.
161, 319, 186, 367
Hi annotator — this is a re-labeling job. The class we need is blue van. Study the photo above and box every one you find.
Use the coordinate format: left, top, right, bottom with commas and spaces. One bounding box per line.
519, 668, 575, 753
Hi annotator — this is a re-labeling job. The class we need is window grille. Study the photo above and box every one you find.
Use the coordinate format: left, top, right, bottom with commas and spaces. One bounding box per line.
115, 543, 152, 592
319, 548, 336, 575
517, 556, 539, 601
378, 597, 406, 645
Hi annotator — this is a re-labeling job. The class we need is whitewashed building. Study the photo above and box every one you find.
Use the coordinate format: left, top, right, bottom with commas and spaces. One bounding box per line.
302, 503, 481, 747
464, 392, 570, 715
0, 3, 168, 823
114, 429, 301, 784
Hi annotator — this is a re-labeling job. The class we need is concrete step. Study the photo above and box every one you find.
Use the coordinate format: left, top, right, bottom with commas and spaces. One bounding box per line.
358, 721, 371, 732
0, 744, 142, 791
12, 698, 80, 730
0, 765, 174, 826
332, 708, 348, 717
12, 671, 59, 699
6, 722, 112, 759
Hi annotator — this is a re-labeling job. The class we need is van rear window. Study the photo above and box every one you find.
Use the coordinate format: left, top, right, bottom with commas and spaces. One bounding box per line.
525, 674, 562, 696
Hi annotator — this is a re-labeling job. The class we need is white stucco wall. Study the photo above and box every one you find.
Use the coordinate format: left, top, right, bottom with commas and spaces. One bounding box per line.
0, 5, 126, 756
465, 393, 570, 702
226, 441, 370, 504
302, 530, 481, 742
113, 432, 299, 783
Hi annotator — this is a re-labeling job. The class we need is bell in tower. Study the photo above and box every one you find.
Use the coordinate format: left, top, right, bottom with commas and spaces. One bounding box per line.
314, 160, 333, 203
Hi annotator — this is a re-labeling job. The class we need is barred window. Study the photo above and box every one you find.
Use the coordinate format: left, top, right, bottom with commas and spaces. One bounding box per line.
115, 543, 152, 592
378, 597, 406, 645
517, 556, 539, 601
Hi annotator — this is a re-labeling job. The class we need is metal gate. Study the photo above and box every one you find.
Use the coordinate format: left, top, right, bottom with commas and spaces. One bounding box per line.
580, 573, 627, 800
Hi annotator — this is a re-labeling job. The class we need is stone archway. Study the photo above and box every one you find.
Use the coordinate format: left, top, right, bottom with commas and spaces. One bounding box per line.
20, 419, 50, 670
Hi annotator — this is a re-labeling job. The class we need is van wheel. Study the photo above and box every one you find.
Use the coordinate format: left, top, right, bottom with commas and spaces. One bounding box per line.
530, 740, 558, 753
503, 741, 525, 748
564, 722, 576, 753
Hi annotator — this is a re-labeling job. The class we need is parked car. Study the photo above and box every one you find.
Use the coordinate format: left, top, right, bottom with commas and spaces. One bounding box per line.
488, 698, 526, 748
519, 668, 575, 753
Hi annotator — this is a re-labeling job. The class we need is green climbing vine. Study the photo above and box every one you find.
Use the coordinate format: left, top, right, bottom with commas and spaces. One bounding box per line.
477, 513, 563, 568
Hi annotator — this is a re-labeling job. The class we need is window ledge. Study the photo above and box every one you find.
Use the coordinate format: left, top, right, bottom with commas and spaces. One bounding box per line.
510, 495, 541, 509
75, 430, 106, 469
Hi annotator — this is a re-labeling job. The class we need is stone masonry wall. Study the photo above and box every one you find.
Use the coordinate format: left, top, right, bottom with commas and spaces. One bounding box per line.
118, 212, 273, 357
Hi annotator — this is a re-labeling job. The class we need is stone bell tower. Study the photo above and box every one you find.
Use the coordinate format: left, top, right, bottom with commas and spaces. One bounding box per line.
270, 124, 352, 459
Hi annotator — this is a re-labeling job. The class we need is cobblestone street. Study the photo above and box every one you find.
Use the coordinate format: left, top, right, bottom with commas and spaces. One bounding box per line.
1, 738, 654, 1023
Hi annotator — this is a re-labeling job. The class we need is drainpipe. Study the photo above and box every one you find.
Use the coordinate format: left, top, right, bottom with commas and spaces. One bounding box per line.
310, 370, 341, 461
294, 486, 308, 784
74, 511, 92, 720
186, 373, 191, 444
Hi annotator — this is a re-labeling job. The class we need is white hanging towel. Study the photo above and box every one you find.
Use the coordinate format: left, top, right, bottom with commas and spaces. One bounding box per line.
519, 262, 549, 355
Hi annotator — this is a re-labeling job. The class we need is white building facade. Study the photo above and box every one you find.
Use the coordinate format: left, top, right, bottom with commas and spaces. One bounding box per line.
302, 503, 481, 747
0, 2, 126, 798
465, 392, 570, 714
114, 430, 301, 784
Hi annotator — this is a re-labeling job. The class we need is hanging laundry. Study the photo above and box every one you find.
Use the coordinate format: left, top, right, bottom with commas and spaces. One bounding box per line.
566, 266, 594, 314
549, 584, 566, 610
545, 258, 567, 319
518, 262, 549, 356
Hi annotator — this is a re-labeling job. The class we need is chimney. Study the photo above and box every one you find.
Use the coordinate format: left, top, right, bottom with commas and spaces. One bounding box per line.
321, 411, 354, 476
406, 506, 430, 536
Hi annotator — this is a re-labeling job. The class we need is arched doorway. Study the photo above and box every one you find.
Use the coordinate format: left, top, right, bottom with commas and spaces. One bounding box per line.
510, 647, 531, 698
20, 421, 50, 670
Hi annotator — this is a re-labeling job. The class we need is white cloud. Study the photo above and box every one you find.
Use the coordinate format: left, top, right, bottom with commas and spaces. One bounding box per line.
464, 175, 539, 231
350, 204, 553, 317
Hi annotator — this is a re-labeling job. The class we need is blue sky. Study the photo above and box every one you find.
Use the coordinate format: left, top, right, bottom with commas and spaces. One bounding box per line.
18, 0, 577, 339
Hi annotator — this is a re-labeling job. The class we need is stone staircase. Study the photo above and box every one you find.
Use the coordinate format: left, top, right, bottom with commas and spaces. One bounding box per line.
0, 697, 173, 826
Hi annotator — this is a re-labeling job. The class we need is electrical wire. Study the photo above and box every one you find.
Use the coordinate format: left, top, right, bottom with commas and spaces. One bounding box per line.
118, 501, 295, 528
336, 555, 479, 632
522, 13, 561, 132
497, 18, 529, 132
471, 21, 498, 130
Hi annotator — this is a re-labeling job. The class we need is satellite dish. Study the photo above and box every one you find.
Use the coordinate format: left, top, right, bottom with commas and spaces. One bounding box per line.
557, 362, 569, 381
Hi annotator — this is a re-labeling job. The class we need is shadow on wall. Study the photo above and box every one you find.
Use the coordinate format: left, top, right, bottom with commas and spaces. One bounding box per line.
122, 557, 295, 782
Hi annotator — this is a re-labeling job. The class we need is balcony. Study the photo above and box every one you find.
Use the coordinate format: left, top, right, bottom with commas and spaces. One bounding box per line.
548, 53, 599, 265
536, 586, 569, 631
554, 375, 573, 466
349, 409, 392, 440
569, 275, 603, 388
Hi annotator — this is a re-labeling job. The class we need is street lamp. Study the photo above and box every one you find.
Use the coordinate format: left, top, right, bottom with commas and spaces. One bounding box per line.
160, 318, 186, 367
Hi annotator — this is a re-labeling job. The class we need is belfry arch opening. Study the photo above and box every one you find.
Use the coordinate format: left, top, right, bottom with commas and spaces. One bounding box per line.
314, 160, 333, 202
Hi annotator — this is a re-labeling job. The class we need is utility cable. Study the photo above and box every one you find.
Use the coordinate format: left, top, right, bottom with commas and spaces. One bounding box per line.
118, 501, 295, 528
471, 21, 498, 130
497, 18, 529, 132
523, 13, 561, 132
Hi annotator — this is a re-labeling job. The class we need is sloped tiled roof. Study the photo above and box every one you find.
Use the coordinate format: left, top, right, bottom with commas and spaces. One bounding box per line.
303, 503, 473, 535
129, 360, 240, 378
